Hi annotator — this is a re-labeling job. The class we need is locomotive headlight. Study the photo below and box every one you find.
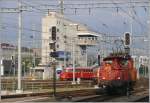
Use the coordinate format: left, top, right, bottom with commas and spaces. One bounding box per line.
102, 77, 105, 79
117, 77, 120, 79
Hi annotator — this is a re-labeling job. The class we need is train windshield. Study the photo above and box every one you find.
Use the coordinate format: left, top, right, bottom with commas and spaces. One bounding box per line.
65, 69, 73, 72
120, 59, 128, 66
105, 60, 113, 64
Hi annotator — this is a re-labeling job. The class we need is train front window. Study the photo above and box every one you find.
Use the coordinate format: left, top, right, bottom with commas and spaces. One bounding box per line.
105, 60, 112, 64
120, 60, 128, 68
65, 69, 73, 72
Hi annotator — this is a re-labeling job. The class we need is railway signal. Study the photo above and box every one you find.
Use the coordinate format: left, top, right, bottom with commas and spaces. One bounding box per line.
49, 42, 59, 58
124, 32, 131, 55
50, 26, 57, 97
124, 32, 131, 46
98, 54, 100, 66
49, 42, 56, 50
51, 26, 57, 41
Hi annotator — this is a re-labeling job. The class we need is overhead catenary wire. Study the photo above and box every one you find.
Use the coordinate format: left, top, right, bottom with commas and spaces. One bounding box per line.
111, 0, 147, 30
1, 0, 148, 36
21, 1, 48, 14
1, 1, 149, 17
0, 23, 47, 33
20, 0, 148, 31
1, 1, 149, 11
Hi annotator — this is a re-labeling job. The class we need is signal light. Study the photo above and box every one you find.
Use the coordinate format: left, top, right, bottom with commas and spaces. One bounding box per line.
49, 42, 56, 50
124, 32, 131, 46
102, 77, 105, 80
32, 63, 35, 68
52, 26, 56, 41
98, 55, 100, 66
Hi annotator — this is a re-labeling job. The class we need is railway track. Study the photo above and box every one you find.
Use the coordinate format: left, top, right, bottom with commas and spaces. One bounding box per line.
134, 96, 149, 102
2, 89, 97, 102
1, 78, 149, 102
1, 79, 93, 90
75, 95, 120, 102
2, 86, 149, 102
73, 87, 149, 102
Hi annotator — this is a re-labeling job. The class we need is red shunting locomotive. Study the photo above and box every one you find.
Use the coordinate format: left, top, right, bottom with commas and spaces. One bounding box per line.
96, 53, 137, 94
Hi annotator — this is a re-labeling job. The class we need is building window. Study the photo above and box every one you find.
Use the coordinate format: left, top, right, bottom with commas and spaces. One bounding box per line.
57, 29, 59, 32
64, 35, 67, 39
57, 37, 59, 40
57, 20, 61, 25
57, 44, 59, 48
49, 28, 51, 32
64, 41, 67, 43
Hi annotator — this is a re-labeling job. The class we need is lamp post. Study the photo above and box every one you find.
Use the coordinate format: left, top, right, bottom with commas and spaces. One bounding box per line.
17, 0, 22, 93
148, 1, 150, 87
72, 38, 76, 84
68, 23, 78, 84
0, 43, 2, 103
64, 26, 67, 69
32, 24, 36, 77
0, 13, 2, 102
143, 39, 149, 78
0, 59, 2, 102
50, 26, 57, 97
85, 45, 88, 67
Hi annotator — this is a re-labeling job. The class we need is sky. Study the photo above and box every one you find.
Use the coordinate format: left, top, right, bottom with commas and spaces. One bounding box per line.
0, 0, 149, 51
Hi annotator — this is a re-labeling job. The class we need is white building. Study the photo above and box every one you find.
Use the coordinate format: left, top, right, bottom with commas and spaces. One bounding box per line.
38, 12, 101, 79
0, 43, 16, 60
0, 43, 33, 76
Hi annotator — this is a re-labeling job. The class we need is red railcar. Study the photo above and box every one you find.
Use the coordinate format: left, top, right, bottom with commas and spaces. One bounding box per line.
95, 54, 137, 94
60, 67, 94, 80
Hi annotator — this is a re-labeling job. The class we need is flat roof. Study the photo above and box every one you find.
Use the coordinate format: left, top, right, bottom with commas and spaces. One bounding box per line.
77, 32, 100, 37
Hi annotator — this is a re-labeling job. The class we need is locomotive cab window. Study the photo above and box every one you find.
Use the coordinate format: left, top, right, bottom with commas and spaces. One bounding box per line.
65, 69, 72, 72
120, 59, 128, 68
105, 60, 112, 64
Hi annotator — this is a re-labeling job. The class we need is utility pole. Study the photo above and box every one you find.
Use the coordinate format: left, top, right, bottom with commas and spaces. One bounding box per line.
0, 53, 1, 101
60, 0, 64, 15
52, 59, 56, 97
17, 0, 22, 93
32, 24, 36, 76
72, 38, 76, 84
0, 12, 2, 102
64, 26, 67, 69
126, 1, 132, 96
129, 0, 133, 56
0, 0, 22, 97
148, 0, 150, 86
86, 45, 88, 67
50, 26, 57, 97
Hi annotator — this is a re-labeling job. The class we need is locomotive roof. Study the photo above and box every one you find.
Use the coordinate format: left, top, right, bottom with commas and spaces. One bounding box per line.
103, 55, 131, 61
65, 67, 92, 69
